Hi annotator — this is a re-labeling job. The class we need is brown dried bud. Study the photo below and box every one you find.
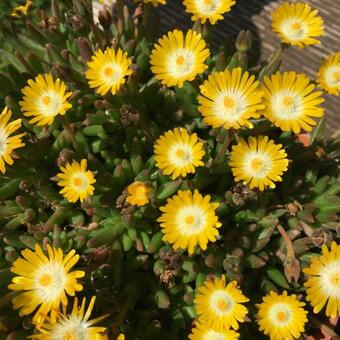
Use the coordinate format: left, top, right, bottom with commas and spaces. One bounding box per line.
57, 148, 76, 168
76, 37, 93, 63
98, 8, 113, 29
52, 63, 73, 81
120, 105, 140, 127
92, 247, 110, 264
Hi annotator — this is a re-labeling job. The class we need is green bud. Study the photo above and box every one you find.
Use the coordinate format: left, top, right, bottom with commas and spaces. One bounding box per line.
266, 267, 290, 289
156, 181, 181, 201
154, 289, 170, 309
148, 232, 164, 254
122, 231, 134, 252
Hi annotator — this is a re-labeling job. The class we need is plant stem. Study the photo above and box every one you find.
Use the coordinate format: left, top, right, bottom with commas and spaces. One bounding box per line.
117, 0, 124, 36
213, 129, 233, 164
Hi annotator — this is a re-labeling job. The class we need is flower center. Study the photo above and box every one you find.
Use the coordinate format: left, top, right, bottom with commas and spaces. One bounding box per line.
204, 0, 213, 4
217, 298, 230, 311
104, 66, 114, 77
276, 311, 288, 322
39, 273, 53, 287
210, 291, 234, 316
330, 272, 340, 287
251, 158, 265, 171
63, 333, 76, 340
282, 96, 294, 108
224, 96, 235, 109
73, 177, 83, 187
291, 22, 302, 31
281, 19, 306, 40
176, 56, 185, 66
185, 215, 195, 225
333, 71, 340, 82
42, 96, 51, 105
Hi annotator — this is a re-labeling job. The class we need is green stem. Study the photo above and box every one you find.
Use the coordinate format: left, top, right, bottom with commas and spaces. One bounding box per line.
213, 129, 233, 164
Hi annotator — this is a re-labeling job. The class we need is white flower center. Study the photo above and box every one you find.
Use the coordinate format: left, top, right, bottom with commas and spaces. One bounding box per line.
195, 0, 221, 14
324, 65, 340, 87
169, 143, 193, 167
245, 152, 272, 178
71, 172, 89, 191
214, 91, 248, 122
168, 49, 195, 77
0, 127, 8, 157
176, 205, 207, 234
321, 261, 340, 296
272, 91, 303, 119
280, 19, 307, 41
50, 316, 90, 340
101, 63, 123, 85
268, 303, 292, 327
203, 329, 227, 340
209, 290, 234, 316
38, 91, 63, 117
34, 261, 67, 302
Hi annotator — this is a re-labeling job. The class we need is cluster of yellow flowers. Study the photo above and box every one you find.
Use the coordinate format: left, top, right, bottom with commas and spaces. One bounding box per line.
6, 241, 340, 339
2, 0, 340, 339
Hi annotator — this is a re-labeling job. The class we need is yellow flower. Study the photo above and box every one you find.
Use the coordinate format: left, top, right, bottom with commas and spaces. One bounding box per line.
0, 107, 25, 174
154, 127, 205, 180
189, 322, 239, 339
57, 159, 96, 203
262, 71, 324, 133
158, 190, 221, 255
304, 241, 340, 318
85, 48, 132, 96
134, 0, 166, 6
317, 52, 340, 96
150, 29, 210, 88
183, 0, 236, 25
30, 296, 108, 339
256, 290, 307, 340
229, 135, 289, 191
271, 2, 324, 48
117, 335, 125, 340
19, 73, 72, 126
198, 67, 264, 129
8, 244, 84, 325
194, 275, 248, 331
126, 181, 152, 206
11, 0, 32, 17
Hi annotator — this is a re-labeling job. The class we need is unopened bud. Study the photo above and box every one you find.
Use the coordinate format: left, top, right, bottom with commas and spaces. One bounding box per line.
235, 30, 252, 52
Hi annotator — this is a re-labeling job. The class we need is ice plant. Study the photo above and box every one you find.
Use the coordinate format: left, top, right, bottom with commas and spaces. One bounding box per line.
261, 71, 324, 133
126, 181, 152, 206
256, 291, 307, 340
271, 2, 324, 48
85, 48, 132, 96
0, 107, 25, 174
154, 127, 205, 180
229, 135, 289, 191
11, 0, 32, 17
198, 67, 264, 129
57, 159, 96, 203
8, 244, 84, 325
317, 52, 340, 95
189, 322, 239, 339
194, 275, 248, 331
158, 190, 221, 255
31, 296, 108, 339
19, 74, 72, 126
150, 29, 210, 88
304, 241, 340, 317
183, 0, 236, 25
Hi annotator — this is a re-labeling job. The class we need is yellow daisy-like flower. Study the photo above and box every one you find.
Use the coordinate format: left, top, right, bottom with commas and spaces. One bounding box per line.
133, 0, 166, 6
57, 159, 96, 203
154, 128, 205, 180
194, 275, 248, 331
317, 52, 340, 96
126, 181, 152, 206
0, 107, 25, 174
189, 322, 239, 340
183, 0, 236, 25
8, 244, 84, 325
256, 290, 308, 340
229, 135, 289, 191
31, 296, 108, 339
158, 190, 221, 255
271, 2, 324, 48
85, 48, 132, 96
19, 74, 72, 126
11, 0, 32, 17
262, 71, 324, 133
150, 29, 210, 88
198, 67, 264, 129
304, 241, 340, 317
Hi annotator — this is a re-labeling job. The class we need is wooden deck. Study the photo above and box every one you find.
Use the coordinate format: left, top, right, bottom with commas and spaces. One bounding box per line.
94, 0, 340, 133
